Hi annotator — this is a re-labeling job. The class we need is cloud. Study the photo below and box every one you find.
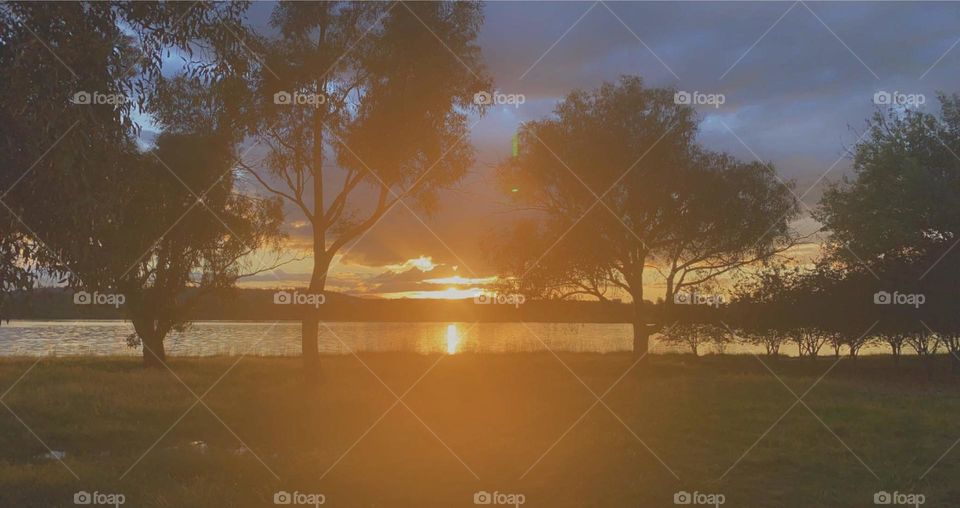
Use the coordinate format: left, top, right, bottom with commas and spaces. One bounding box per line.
364, 262, 497, 296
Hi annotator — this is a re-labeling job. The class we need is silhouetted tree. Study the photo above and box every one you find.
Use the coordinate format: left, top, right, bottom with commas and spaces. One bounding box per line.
0, 1, 251, 318
661, 323, 709, 356
238, 1, 491, 371
0, 2, 287, 365
94, 133, 283, 367
655, 150, 800, 305
493, 76, 798, 357
729, 263, 799, 355
817, 94, 960, 370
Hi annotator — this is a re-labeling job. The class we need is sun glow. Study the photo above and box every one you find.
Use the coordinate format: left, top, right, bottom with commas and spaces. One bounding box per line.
423, 275, 498, 285
380, 287, 484, 300
384, 255, 437, 273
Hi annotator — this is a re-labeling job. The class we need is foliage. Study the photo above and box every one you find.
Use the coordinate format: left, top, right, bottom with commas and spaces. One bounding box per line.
491, 76, 799, 354
233, 1, 491, 363
105, 133, 283, 364
0, 2, 284, 364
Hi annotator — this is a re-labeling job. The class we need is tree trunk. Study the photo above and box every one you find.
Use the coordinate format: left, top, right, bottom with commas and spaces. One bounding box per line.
302, 251, 331, 379
631, 299, 649, 358
302, 107, 326, 378
949, 338, 960, 375
301, 284, 322, 379
141, 331, 166, 368
301, 316, 320, 368
632, 323, 649, 358
130, 312, 167, 369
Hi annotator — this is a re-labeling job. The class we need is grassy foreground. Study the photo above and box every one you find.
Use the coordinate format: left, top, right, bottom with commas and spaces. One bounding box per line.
0, 353, 958, 507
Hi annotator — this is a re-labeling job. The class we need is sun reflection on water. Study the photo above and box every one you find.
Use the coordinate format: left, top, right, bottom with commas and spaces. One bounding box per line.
446, 324, 461, 354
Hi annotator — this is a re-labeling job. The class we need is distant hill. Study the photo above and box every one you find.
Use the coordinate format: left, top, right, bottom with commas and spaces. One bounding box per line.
4, 288, 635, 323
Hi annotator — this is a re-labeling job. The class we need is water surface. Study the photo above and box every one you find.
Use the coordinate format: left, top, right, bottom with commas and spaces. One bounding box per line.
0, 320, 892, 357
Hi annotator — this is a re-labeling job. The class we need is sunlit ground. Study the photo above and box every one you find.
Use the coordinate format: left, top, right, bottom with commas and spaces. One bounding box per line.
0, 352, 957, 507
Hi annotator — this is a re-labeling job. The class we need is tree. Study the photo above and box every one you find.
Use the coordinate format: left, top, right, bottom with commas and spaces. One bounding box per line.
842, 330, 875, 358
729, 264, 800, 356
239, 1, 490, 370
123, 134, 283, 366
905, 330, 940, 356
660, 323, 709, 357
817, 96, 960, 265
878, 331, 907, 359
935, 331, 960, 371
0, 231, 35, 320
493, 76, 798, 357
0, 2, 139, 307
817, 94, 960, 370
709, 325, 735, 355
0, 4, 250, 285
0, 2, 281, 365
484, 219, 620, 301
753, 330, 786, 356
654, 150, 800, 305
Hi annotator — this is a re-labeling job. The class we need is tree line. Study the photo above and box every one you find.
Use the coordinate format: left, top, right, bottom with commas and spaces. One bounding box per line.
489, 79, 960, 369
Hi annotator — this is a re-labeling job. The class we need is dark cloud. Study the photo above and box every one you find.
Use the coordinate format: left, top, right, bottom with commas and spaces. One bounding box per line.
366, 265, 453, 294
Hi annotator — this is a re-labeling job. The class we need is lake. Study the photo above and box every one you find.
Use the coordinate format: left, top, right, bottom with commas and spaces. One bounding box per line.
0, 320, 893, 357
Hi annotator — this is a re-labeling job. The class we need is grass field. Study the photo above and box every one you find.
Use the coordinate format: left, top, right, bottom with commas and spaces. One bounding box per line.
0, 353, 957, 507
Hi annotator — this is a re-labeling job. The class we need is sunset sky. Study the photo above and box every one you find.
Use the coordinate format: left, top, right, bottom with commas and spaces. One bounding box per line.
149, 2, 960, 299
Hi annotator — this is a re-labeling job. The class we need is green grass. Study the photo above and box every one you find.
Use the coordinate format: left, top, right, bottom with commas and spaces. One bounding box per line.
0, 353, 957, 507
